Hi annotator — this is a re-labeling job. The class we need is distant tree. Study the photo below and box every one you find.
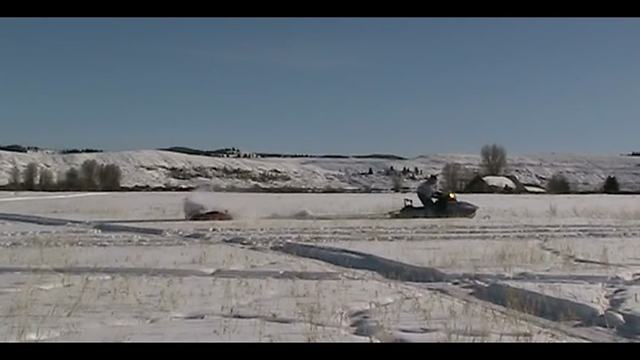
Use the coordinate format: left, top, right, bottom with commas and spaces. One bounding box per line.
481, 144, 507, 175
441, 163, 462, 192
98, 164, 122, 191
0, 145, 28, 153
61, 148, 103, 154
63, 167, 82, 190
80, 159, 100, 190
603, 176, 620, 194
547, 173, 571, 194
55, 171, 66, 190
22, 162, 39, 191
38, 168, 55, 190
9, 165, 21, 188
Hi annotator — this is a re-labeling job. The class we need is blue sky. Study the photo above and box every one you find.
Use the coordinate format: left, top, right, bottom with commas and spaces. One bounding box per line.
1, 18, 639, 156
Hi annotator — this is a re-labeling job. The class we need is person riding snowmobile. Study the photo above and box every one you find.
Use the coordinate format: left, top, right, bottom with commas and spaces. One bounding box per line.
417, 175, 444, 210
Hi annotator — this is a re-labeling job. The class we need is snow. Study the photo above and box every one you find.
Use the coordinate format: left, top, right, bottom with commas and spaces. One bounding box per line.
1, 191, 640, 341
524, 185, 546, 193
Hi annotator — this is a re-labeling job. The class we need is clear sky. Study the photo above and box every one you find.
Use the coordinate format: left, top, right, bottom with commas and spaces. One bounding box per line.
1, 18, 639, 156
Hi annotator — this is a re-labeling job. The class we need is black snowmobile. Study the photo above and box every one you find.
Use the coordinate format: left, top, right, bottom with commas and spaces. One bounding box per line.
389, 192, 478, 219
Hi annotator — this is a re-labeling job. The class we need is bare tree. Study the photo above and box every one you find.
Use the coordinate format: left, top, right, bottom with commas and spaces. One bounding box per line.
98, 164, 122, 191
38, 168, 55, 190
547, 173, 571, 194
441, 163, 461, 192
81, 159, 100, 190
602, 176, 620, 194
481, 144, 507, 175
23, 162, 39, 191
63, 167, 82, 190
9, 165, 21, 188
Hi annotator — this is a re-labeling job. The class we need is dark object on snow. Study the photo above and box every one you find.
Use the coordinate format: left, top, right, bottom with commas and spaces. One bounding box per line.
603, 176, 620, 194
390, 192, 478, 219
187, 210, 233, 221
547, 173, 571, 194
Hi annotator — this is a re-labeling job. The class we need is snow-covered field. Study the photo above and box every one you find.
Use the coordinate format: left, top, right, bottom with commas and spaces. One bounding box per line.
3, 149, 640, 192
1, 191, 639, 342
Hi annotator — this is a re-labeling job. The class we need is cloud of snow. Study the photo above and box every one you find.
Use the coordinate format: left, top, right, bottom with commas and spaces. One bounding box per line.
183, 196, 207, 219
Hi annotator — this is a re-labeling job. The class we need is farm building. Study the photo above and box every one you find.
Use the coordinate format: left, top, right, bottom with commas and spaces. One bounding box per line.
463, 175, 526, 193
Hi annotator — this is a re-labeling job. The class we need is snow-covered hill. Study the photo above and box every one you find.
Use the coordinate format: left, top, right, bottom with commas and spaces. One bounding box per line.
1, 150, 640, 192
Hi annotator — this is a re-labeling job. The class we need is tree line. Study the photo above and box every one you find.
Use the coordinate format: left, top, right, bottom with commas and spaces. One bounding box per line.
390, 143, 623, 194
451, 144, 621, 194
7, 160, 121, 191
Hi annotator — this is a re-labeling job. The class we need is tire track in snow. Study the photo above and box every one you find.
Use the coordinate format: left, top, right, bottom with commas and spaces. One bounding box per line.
3, 211, 640, 250
537, 238, 631, 269
0, 266, 340, 281
207, 224, 640, 243
254, 240, 634, 341
0, 193, 108, 202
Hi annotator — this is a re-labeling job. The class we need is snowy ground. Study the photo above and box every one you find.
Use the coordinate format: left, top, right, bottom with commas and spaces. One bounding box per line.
0, 191, 639, 342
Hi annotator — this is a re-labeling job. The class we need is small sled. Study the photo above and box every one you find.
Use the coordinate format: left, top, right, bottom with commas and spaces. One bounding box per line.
187, 210, 233, 221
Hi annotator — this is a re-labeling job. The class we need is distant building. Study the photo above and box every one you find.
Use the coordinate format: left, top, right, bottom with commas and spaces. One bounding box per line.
464, 175, 526, 193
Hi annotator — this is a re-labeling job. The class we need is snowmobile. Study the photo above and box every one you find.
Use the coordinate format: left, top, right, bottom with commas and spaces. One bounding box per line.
389, 191, 478, 219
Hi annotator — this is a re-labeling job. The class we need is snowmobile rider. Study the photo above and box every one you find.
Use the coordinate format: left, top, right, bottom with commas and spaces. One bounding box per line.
417, 174, 442, 208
